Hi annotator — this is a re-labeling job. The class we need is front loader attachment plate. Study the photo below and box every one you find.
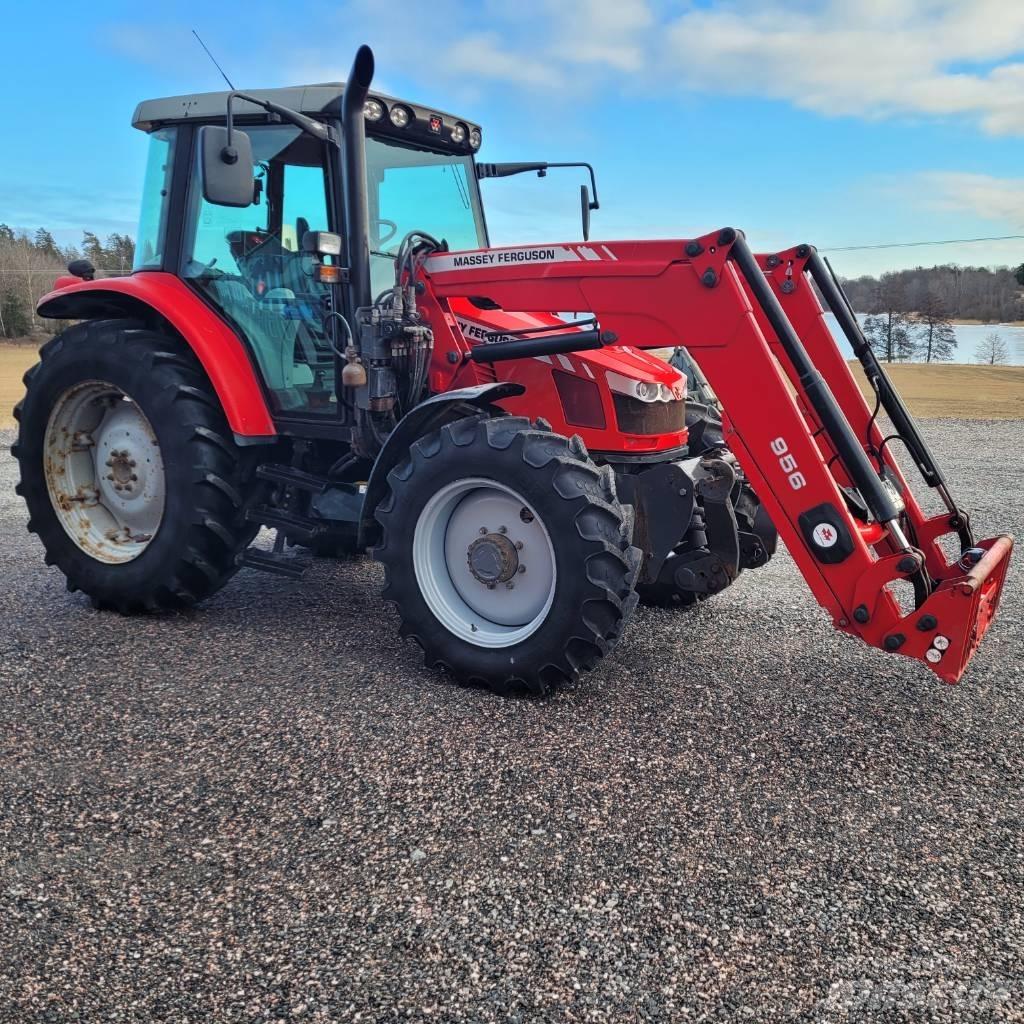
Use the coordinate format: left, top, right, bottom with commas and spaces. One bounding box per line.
898, 534, 1013, 684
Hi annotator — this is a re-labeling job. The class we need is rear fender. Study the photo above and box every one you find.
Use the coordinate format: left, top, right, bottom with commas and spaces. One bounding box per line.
359, 382, 526, 548
36, 273, 276, 439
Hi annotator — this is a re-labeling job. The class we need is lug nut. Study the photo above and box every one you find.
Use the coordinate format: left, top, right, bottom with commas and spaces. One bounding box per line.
499, 526, 508, 534
479, 527, 487, 535
505, 582, 514, 589
515, 541, 523, 550
518, 565, 526, 574
933, 635, 950, 651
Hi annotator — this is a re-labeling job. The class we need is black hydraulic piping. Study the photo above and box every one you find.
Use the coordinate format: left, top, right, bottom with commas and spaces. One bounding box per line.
467, 329, 613, 363
807, 250, 973, 547
728, 234, 905, 532
341, 45, 375, 314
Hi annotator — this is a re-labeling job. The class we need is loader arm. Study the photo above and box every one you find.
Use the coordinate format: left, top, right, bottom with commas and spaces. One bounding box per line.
420, 229, 1012, 684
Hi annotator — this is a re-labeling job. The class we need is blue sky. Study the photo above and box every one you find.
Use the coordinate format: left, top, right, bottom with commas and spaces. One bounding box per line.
2, 0, 1024, 278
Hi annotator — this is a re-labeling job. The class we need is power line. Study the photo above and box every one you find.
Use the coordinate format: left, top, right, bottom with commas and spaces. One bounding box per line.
822, 233, 1024, 253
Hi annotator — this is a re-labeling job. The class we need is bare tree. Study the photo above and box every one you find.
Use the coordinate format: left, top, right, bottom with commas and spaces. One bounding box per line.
974, 332, 1010, 365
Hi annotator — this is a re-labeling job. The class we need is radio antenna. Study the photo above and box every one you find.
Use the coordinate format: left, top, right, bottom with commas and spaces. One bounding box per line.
192, 29, 236, 90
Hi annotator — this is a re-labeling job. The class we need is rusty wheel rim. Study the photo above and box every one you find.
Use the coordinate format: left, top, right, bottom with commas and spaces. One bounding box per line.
44, 381, 165, 565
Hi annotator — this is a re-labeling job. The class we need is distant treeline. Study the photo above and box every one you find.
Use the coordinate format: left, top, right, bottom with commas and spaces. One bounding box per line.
841, 263, 1024, 325
0, 225, 134, 338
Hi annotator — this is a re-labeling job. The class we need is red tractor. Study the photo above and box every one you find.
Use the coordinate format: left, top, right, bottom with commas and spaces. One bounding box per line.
13, 46, 1011, 696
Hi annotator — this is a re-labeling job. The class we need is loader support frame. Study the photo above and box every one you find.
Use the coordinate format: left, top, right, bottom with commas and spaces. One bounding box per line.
420, 229, 1012, 683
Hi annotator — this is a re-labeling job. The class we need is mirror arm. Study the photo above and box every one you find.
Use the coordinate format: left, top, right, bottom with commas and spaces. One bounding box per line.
547, 162, 599, 210
223, 91, 332, 162
478, 160, 600, 209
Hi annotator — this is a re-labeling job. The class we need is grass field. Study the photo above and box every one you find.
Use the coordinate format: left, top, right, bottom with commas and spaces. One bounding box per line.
848, 361, 1024, 419
0, 345, 36, 427
2, 343, 1023, 428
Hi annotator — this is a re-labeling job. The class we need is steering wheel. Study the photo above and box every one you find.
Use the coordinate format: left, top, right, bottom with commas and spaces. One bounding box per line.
374, 219, 398, 247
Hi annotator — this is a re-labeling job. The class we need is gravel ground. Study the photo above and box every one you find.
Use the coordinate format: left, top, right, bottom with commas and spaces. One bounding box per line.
0, 420, 1021, 1023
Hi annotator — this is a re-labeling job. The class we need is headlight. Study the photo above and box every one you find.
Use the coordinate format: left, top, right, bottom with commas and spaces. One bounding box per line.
364, 98, 385, 122
469, 127, 482, 150
605, 370, 680, 404
390, 105, 411, 128
451, 122, 468, 144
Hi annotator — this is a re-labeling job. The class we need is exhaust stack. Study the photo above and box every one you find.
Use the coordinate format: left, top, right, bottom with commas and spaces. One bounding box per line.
342, 45, 374, 314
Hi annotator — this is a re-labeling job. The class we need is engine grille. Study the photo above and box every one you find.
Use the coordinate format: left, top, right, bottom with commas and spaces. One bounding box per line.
612, 394, 686, 435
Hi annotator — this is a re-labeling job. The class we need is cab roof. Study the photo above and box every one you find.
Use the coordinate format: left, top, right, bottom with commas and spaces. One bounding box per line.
131, 84, 482, 153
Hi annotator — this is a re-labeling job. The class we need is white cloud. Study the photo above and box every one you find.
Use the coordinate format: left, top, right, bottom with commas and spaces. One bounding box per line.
661, 1, 1024, 134
444, 33, 566, 89
103, 2, 1024, 136
914, 171, 1024, 227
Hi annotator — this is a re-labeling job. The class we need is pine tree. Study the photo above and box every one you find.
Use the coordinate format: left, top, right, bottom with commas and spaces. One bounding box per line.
863, 311, 914, 362
33, 228, 60, 260
81, 231, 106, 270
913, 286, 957, 362
0, 291, 30, 338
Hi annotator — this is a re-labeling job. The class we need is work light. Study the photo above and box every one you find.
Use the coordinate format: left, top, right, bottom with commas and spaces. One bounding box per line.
390, 105, 411, 128
469, 127, 482, 150
451, 123, 467, 144
364, 98, 384, 121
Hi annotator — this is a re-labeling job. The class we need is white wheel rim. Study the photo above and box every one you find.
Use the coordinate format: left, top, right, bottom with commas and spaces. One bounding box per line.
44, 381, 165, 564
412, 478, 557, 648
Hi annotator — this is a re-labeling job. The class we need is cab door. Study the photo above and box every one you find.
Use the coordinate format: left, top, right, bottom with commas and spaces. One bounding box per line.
182, 124, 340, 417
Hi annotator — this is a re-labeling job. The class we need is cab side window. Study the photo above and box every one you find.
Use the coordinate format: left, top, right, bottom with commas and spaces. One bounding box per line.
182, 126, 335, 415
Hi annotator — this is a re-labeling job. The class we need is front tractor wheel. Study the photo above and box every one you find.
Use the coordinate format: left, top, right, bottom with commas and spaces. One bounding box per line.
13, 319, 258, 612
375, 416, 640, 697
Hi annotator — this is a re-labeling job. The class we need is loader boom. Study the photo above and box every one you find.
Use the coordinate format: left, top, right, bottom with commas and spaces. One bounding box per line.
420, 229, 1012, 683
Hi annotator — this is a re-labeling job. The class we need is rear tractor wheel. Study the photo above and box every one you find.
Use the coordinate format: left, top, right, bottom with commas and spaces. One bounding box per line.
374, 416, 641, 697
13, 319, 259, 612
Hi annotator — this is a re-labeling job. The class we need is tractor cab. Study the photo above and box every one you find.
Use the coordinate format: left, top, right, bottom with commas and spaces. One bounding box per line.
131, 83, 486, 418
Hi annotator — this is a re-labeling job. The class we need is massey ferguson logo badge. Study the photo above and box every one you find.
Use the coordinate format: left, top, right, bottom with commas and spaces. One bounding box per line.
451, 248, 559, 268
425, 244, 621, 274
454, 318, 516, 345
812, 523, 838, 548
426, 245, 588, 273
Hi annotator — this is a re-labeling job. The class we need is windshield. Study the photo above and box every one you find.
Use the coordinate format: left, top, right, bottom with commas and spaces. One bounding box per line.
366, 136, 486, 297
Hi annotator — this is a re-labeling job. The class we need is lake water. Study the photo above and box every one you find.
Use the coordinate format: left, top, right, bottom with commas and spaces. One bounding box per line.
824, 313, 1024, 366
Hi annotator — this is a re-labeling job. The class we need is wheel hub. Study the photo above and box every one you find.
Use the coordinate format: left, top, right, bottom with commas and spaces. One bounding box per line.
467, 532, 520, 585
44, 381, 165, 564
413, 479, 557, 647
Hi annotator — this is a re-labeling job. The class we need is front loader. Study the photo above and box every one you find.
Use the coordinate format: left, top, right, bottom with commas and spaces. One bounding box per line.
12, 45, 1011, 696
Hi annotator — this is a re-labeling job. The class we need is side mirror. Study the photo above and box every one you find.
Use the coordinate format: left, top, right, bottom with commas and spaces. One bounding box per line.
198, 125, 255, 207
581, 185, 592, 242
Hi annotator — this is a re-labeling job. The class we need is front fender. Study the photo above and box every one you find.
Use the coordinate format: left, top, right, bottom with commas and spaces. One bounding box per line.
359, 382, 526, 548
37, 273, 276, 438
